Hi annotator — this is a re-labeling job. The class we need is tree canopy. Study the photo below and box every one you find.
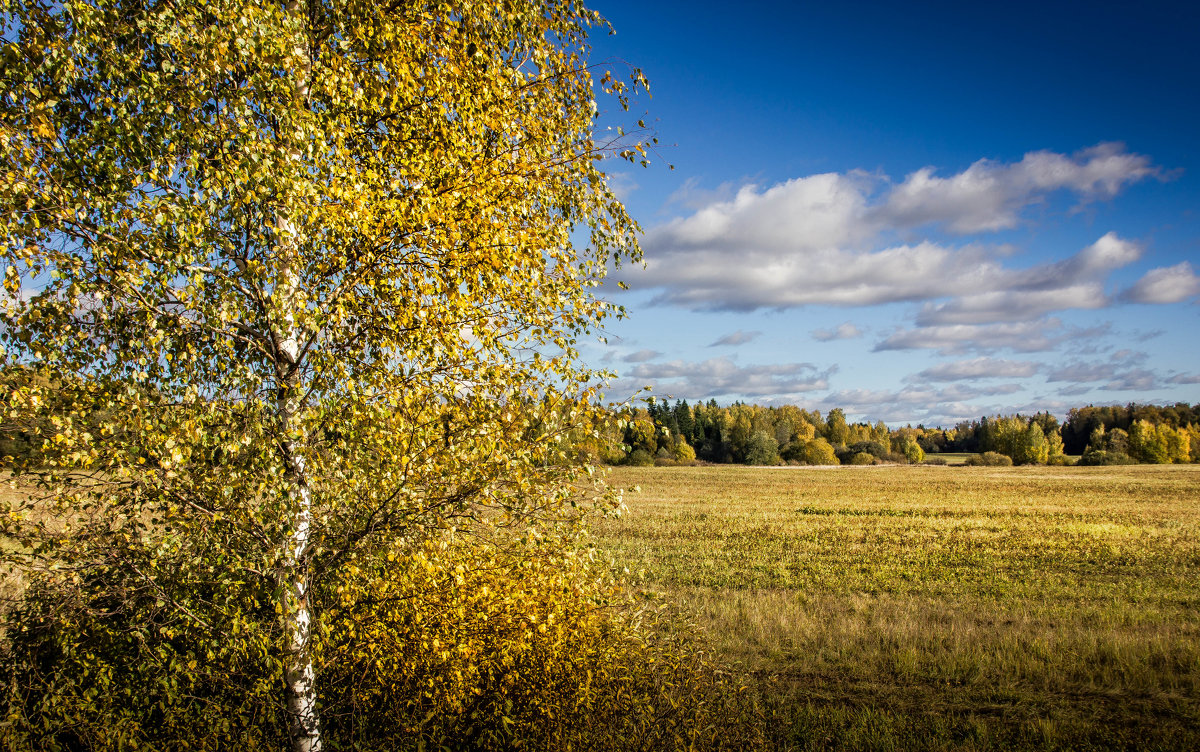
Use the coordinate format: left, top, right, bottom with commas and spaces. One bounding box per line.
0, 2, 680, 750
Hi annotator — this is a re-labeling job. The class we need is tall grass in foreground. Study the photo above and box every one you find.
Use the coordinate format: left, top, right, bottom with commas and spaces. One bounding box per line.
594, 465, 1200, 751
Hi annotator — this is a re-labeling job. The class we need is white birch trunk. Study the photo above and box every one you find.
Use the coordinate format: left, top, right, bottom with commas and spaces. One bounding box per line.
279, 420, 320, 752
277, 4, 320, 751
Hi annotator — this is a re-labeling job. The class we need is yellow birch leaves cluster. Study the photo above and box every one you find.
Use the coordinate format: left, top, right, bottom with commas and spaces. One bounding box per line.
0, 1, 766, 749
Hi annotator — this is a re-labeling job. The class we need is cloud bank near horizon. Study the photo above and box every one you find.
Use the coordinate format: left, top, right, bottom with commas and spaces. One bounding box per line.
609, 357, 837, 402
598, 144, 1197, 422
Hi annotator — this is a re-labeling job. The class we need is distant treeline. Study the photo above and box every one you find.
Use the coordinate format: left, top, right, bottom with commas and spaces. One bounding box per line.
590, 400, 1200, 467
4, 365, 1196, 470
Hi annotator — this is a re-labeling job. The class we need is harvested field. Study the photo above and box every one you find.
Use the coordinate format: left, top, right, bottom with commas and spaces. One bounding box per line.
594, 465, 1200, 751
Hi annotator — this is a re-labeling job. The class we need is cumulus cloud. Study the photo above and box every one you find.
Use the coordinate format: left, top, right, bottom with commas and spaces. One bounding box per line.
1023, 232, 1144, 285
812, 322, 863, 341
602, 143, 1183, 410
637, 177, 981, 309
876, 143, 1159, 233
910, 233, 1141, 325
1122, 261, 1200, 303
638, 237, 1003, 310
911, 233, 1143, 325
915, 357, 1040, 381
708, 330, 761, 347
617, 358, 836, 400
647, 172, 873, 257
631, 146, 1154, 315
621, 349, 662, 363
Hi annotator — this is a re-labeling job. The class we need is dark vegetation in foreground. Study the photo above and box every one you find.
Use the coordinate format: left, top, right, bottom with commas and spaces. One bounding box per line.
1, 508, 766, 750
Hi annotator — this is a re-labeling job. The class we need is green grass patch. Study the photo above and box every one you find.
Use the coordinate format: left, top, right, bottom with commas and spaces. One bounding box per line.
926, 452, 975, 465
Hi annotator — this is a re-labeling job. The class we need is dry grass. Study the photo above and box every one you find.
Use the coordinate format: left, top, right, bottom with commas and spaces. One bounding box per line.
593, 465, 1200, 751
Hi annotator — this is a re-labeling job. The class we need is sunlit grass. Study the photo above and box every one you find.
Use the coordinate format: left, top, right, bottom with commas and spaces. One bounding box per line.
594, 465, 1200, 751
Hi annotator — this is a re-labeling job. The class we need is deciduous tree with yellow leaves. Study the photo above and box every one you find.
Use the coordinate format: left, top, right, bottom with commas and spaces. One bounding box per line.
1, 3, 768, 751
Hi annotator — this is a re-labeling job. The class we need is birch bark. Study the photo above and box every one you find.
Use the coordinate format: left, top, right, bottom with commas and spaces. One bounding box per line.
276, 3, 320, 751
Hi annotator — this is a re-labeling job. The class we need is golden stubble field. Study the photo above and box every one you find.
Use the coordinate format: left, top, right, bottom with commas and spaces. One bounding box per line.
593, 464, 1200, 751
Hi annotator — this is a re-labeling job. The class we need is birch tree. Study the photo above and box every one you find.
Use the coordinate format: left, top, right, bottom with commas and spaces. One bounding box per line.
0, 1, 646, 749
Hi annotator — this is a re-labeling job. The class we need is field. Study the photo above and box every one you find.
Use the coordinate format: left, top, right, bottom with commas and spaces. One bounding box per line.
592, 465, 1200, 751
928, 452, 979, 465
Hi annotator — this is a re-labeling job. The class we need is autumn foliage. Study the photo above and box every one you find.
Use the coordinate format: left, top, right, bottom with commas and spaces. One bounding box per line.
0, 0, 764, 749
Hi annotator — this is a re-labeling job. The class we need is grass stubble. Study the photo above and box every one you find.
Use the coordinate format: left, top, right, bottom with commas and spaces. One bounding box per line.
1, 466, 1195, 749
595, 465, 1200, 751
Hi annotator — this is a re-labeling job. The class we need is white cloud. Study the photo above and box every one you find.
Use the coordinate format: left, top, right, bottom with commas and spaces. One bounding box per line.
631, 147, 1153, 316
1041, 232, 1145, 281
647, 172, 874, 256
915, 357, 1040, 381
875, 319, 1075, 354
812, 322, 863, 341
1122, 262, 1200, 304
708, 330, 761, 347
911, 233, 1141, 325
876, 143, 1159, 233
915, 284, 1109, 325
617, 358, 836, 400
812, 383, 1026, 426
601, 143, 1186, 411
639, 239, 999, 310
635, 170, 968, 310
876, 316, 1117, 356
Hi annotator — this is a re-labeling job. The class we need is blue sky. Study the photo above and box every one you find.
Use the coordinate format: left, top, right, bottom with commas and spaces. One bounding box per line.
583, 0, 1200, 426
